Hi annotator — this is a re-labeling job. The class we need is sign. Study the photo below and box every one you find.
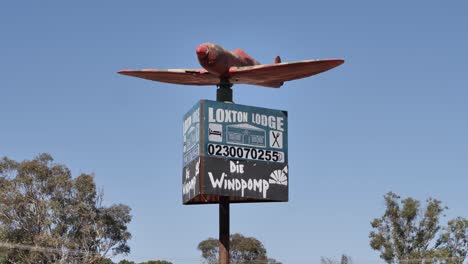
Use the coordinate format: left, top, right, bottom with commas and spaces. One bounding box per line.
182, 100, 288, 204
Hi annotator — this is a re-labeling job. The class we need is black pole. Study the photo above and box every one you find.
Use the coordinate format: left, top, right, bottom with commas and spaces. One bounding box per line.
217, 78, 232, 264
219, 196, 230, 264
216, 78, 233, 102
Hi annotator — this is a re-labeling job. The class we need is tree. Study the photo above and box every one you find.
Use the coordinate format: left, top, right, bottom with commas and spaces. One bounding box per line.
95, 258, 115, 264
139, 261, 173, 264
198, 233, 280, 264
369, 192, 467, 264
320, 257, 334, 264
320, 254, 352, 264
118, 260, 136, 264
369, 192, 445, 263
340, 254, 352, 264
0, 154, 132, 263
435, 217, 468, 264
267, 257, 282, 264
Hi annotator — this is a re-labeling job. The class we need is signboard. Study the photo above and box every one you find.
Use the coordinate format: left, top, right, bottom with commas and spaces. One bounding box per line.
182, 100, 288, 204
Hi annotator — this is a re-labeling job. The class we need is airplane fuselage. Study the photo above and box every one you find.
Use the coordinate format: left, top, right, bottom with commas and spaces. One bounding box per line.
196, 43, 260, 78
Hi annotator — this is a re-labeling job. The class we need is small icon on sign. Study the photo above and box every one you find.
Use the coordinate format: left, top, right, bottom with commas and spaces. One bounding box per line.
269, 166, 288, 186
226, 123, 266, 148
208, 123, 223, 142
209, 129, 221, 136
269, 131, 283, 149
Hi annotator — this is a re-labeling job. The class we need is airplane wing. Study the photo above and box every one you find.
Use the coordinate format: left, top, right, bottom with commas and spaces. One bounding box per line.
228, 59, 344, 88
118, 69, 220, 86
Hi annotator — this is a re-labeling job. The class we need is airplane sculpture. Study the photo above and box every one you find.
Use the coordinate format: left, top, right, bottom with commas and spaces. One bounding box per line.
118, 43, 344, 88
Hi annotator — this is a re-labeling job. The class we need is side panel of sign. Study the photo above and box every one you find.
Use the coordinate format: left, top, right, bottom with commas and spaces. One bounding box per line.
183, 102, 201, 166
201, 100, 288, 163
182, 101, 201, 204
182, 158, 201, 203
201, 158, 288, 201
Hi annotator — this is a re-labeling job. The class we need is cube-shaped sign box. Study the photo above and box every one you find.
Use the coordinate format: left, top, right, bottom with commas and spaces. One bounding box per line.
182, 100, 288, 204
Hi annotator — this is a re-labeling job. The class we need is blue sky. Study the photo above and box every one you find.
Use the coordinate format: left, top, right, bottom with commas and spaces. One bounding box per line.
1, 1, 467, 263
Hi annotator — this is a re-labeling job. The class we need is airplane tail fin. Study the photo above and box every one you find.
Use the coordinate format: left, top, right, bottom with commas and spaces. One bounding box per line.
271, 56, 283, 87
274, 56, 281, 64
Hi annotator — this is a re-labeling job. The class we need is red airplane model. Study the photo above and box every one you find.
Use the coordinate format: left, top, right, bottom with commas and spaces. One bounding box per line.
118, 43, 344, 88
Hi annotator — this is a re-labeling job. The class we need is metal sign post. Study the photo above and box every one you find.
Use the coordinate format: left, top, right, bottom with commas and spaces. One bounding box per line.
217, 79, 232, 264
219, 196, 230, 264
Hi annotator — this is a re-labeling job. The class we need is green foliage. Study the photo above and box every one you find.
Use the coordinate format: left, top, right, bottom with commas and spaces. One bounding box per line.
95, 258, 115, 264
370, 192, 467, 264
369, 192, 445, 263
320, 254, 352, 264
0, 249, 7, 264
118, 260, 136, 264
0, 154, 132, 263
341, 255, 352, 264
267, 257, 282, 264
139, 261, 173, 264
435, 217, 468, 263
117, 260, 172, 264
198, 233, 280, 264
198, 236, 219, 264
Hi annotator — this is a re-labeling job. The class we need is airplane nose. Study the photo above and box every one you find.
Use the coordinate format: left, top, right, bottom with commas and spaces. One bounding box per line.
196, 45, 209, 59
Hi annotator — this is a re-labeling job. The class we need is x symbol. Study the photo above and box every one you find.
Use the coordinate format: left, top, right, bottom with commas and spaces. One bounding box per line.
272, 132, 280, 147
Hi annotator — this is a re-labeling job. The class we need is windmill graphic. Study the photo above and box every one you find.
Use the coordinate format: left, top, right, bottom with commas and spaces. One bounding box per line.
269, 166, 288, 186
